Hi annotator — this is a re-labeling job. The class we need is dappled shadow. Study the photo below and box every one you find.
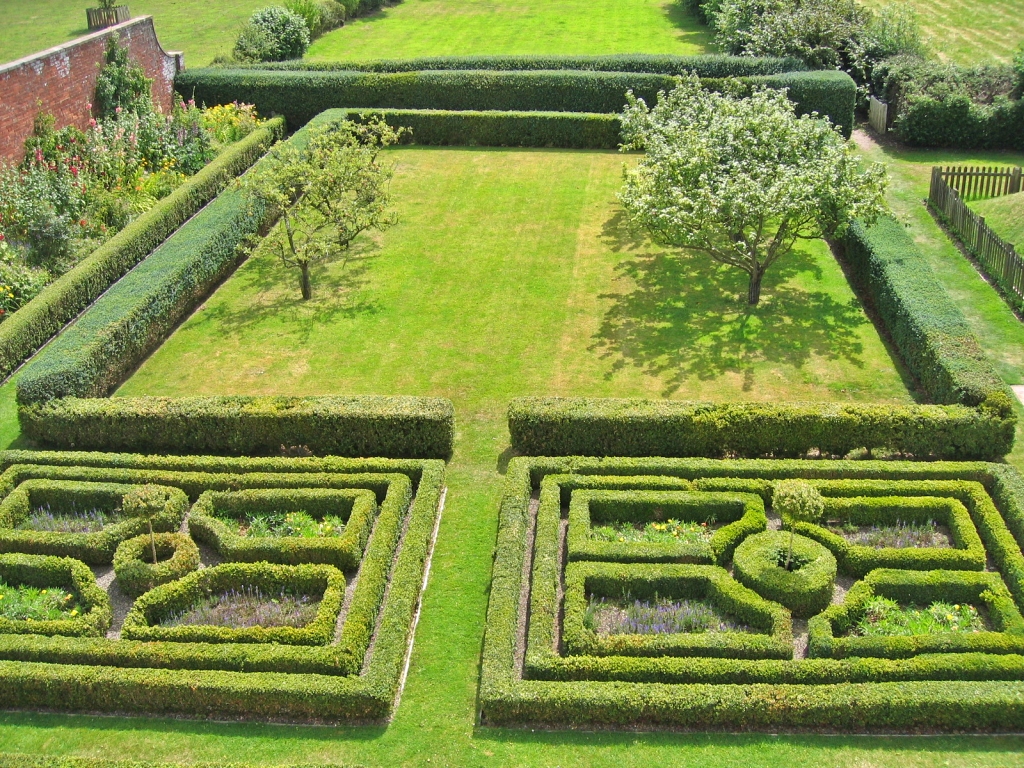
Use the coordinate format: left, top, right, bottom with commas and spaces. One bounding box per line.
662, 1, 715, 43
196, 237, 384, 345
592, 211, 868, 396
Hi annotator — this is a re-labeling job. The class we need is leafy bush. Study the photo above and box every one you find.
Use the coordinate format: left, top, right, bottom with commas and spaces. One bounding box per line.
234, 7, 311, 63
113, 532, 200, 597
94, 35, 153, 119
507, 397, 1014, 460
0, 553, 111, 637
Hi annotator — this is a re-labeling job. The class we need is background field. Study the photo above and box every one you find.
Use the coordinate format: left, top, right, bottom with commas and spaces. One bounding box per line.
972, 192, 1024, 249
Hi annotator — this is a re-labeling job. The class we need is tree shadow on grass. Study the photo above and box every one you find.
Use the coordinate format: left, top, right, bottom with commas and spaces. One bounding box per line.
196, 237, 384, 345
592, 211, 869, 397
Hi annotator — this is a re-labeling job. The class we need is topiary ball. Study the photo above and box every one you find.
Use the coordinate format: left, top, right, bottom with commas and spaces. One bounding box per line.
113, 532, 200, 597
733, 530, 837, 618
772, 479, 825, 526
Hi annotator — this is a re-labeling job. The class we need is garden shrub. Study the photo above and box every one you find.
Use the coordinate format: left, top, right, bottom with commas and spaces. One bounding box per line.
19, 395, 455, 459
566, 489, 765, 565
112, 532, 200, 597
0, 118, 283, 383
732, 530, 837, 617
809, 569, 1024, 658
787, 494, 987, 576
0, 552, 111, 637
121, 561, 345, 645
561, 561, 793, 659
507, 397, 1014, 460
176, 67, 855, 136
188, 487, 376, 569
234, 7, 311, 63
0, 480, 188, 564
94, 35, 153, 119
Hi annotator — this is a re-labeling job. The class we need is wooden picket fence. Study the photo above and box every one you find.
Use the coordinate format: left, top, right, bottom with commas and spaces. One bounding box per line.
867, 96, 888, 135
929, 166, 1024, 312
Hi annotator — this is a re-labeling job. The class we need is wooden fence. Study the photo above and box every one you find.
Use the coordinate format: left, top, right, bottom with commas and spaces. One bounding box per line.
936, 165, 1022, 201
929, 166, 1024, 312
868, 96, 888, 135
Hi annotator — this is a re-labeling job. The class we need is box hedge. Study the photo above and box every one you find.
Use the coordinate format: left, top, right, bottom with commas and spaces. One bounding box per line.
507, 397, 1014, 460
732, 531, 837, 618
0, 119, 284, 383
113, 532, 200, 597
0, 480, 189, 564
0, 553, 111, 638
176, 68, 855, 136
19, 395, 455, 459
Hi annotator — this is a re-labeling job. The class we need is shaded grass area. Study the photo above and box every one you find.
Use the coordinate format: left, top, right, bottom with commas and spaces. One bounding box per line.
0, 0, 269, 68
852, 129, 1024, 471
861, 0, 1024, 64
971, 192, 1024, 249
307, 0, 711, 61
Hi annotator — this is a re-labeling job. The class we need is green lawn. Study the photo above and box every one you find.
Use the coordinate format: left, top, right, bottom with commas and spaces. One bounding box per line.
0, 0, 269, 67
972, 191, 1024, 248
862, 0, 1024, 63
1, 148, 998, 768
306, 0, 711, 61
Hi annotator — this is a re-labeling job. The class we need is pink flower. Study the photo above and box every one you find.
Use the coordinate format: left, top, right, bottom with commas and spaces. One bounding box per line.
85, 102, 92, 111
115, 106, 122, 114
89, 119, 97, 127
0, 233, 5, 241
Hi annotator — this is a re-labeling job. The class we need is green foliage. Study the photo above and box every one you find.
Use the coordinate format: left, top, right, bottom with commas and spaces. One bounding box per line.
234, 6, 311, 63
841, 217, 1014, 410
507, 397, 1015, 460
18, 395, 455, 459
561, 562, 793, 659
0, 553, 110, 637
809, 569, 1024, 658
773, 479, 824, 524
0, 119, 283, 384
282, 0, 347, 37
188, 488, 376, 569
175, 67, 856, 135
788, 493, 987, 577
566, 489, 766, 565
94, 35, 153, 119
112, 532, 200, 597
0, 480, 188, 564
732, 530, 837, 617
121, 562, 345, 645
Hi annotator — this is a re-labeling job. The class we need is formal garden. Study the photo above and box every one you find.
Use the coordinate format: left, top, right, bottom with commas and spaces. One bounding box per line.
2, 0, 1024, 765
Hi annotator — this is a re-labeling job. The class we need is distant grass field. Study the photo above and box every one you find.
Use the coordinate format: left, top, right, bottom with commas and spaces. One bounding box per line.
306, 0, 711, 60
0, 0, 268, 67
862, 0, 1024, 63
972, 192, 1024, 248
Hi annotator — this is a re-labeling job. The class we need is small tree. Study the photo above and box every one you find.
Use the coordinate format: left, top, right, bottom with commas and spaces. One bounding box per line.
244, 118, 403, 299
773, 479, 824, 570
94, 35, 153, 119
122, 485, 171, 564
619, 74, 888, 305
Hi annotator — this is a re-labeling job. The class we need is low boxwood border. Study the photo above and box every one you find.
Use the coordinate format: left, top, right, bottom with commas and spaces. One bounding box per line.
809, 569, 1024, 659
113, 533, 200, 597
787, 494, 986, 577
0, 480, 189, 565
732, 531, 837, 618
566, 489, 765, 566
188, 488, 376, 570
562, 562, 793, 660
0, 553, 110, 637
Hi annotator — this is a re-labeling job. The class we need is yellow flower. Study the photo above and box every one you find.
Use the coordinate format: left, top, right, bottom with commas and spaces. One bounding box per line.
70, 609, 78, 617
40, 589, 46, 595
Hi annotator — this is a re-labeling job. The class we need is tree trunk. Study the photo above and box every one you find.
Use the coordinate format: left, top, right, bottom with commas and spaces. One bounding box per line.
299, 263, 312, 300
148, 519, 157, 565
747, 268, 764, 305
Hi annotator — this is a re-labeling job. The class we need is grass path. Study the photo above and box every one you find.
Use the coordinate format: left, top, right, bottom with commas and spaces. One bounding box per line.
971, 192, 1024, 248
307, 0, 710, 61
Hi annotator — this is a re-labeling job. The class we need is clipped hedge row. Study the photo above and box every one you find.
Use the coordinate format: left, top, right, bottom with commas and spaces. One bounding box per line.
732, 531, 837, 618
176, 68, 855, 136
0, 553, 111, 637
189, 487, 376, 570
788, 494, 987, 577
566, 489, 766, 566
122, 561, 346, 645
20, 395, 456, 459
113, 533, 200, 597
809, 569, 1024, 659
562, 561, 793, 660
0, 480, 189, 564
331, 107, 621, 148
0, 119, 284, 382
507, 397, 1014, 460
841, 217, 1013, 411
250, 53, 807, 76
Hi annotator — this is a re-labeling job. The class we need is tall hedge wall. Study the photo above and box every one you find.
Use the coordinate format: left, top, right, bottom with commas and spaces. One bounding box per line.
0, 119, 284, 383
507, 398, 1014, 460
176, 68, 856, 137
19, 395, 455, 459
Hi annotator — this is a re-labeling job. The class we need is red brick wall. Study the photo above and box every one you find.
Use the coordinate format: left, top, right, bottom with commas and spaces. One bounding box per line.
0, 16, 184, 161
